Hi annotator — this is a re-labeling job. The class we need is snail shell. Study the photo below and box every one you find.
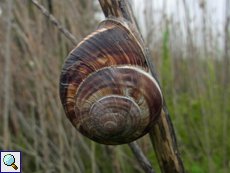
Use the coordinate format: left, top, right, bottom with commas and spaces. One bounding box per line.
59, 19, 163, 145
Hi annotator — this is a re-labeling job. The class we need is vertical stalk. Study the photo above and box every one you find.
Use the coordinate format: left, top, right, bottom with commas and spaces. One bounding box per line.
3, 0, 13, 151
200, 2, 213, 172
35, 6, 49, 171
108, 146, 122, 173
31, 105, 39, 171
91, 141, 96, 173
57, 106, 64, 173
222, 0, 230, 172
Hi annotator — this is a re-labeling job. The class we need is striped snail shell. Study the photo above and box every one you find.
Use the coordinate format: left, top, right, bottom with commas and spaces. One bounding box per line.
59, 19, 163, 145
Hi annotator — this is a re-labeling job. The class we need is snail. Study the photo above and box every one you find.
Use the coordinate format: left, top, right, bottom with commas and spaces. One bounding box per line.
59, 19, 163, 145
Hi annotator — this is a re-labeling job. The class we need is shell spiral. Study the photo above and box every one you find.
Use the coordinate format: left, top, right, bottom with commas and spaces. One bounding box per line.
59, 20, 163, 145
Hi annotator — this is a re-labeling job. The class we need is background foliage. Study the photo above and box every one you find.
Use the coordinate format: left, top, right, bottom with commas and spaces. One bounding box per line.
0, 0, 229, 172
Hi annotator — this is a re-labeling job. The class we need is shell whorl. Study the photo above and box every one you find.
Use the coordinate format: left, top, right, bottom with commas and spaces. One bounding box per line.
60, 20, 163, 145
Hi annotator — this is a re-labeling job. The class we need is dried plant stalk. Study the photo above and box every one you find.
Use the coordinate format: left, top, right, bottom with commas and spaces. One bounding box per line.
29, 0, 78, 45
3, 0, 13, 151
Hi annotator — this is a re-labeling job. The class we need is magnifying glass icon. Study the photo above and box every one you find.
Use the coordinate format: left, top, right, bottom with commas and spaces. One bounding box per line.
3, 154, 18, 170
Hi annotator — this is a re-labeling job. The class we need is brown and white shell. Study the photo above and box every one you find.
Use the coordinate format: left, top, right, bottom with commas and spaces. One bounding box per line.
59, 19, 163, 145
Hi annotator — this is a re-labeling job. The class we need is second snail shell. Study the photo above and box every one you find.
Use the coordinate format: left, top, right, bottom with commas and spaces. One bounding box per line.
59, 19, 163, 145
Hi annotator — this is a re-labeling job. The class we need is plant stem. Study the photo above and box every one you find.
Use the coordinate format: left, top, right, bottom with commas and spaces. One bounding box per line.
128, 142, 156, 173
29, 0, 78, 45
3, 0, 13, 151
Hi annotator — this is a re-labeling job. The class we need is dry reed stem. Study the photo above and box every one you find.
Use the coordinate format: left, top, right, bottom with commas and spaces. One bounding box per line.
29, 0, 78, 45
3, 0, 12, 151
128, 142, 156, 173
91, 141, 96, 173
108, 146, 122, 173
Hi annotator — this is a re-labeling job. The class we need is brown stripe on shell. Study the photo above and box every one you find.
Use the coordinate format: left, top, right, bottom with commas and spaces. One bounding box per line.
73, 66, 162, 144
69, 26, 115, 55
60, 19, 148, 124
